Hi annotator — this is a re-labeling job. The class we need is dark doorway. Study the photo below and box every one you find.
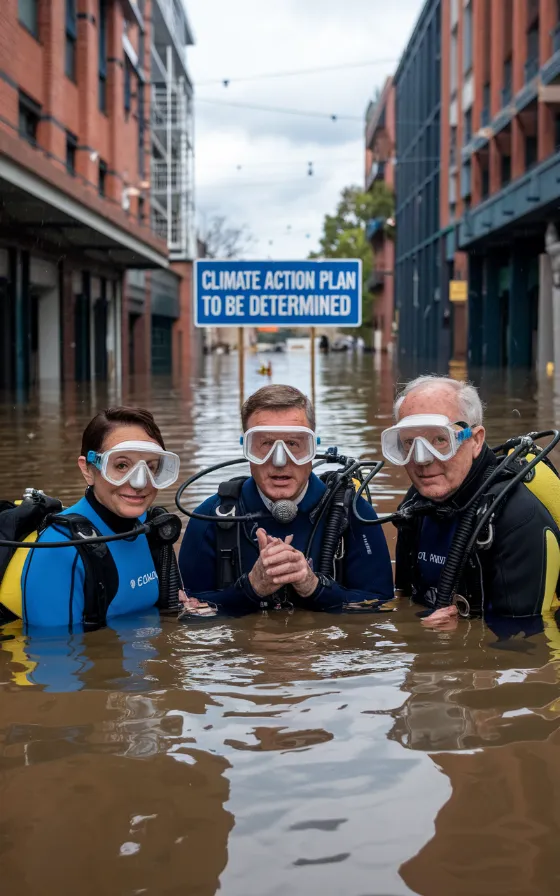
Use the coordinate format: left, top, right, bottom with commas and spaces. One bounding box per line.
0, 276, 15, 390
151, 315, 173, 374
94, 279, 108, 380
75, 273, 91, 382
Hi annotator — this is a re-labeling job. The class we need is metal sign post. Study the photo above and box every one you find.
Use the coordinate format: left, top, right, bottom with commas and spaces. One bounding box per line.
310, 326, 316, 409
238, 326, 245, 408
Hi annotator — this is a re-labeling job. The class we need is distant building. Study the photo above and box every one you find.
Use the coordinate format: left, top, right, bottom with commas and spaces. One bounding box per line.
125, 0, 196, 378
396, 0, 560, 370
0, 0, 169, 394
447, 0, 560, 369
364, 76, 396, 352
393, 0, 450, 366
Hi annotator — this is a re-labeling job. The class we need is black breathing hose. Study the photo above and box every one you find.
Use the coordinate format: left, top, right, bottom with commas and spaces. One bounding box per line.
317, 481, 347, 575
433, 429, 560, 611
157, 545, 182, 611
433, 466, 494, 610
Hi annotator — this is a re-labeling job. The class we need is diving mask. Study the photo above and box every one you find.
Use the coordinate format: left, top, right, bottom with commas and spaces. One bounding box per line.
241, 426, 319, 467
86, 441, 181, 489
381, 415, 472, 466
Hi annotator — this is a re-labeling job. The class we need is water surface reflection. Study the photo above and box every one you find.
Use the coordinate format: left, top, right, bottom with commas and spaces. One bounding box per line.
1, 354, 560, 895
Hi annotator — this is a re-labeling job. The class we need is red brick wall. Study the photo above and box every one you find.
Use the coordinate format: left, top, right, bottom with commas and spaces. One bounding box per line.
0, 0, 156, 233
172, 261, 194, 380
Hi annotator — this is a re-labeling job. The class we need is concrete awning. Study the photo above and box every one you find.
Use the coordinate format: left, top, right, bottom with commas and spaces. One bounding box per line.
0, 132, 168, 270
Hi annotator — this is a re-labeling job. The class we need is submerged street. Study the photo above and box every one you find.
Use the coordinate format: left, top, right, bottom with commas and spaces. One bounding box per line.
2, 353, 560, 896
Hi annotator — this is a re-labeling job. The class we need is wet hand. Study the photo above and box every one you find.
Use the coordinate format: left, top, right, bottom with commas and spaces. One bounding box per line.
257, 528, 318, 598
248, 529, 287, 597
420, 604, 459, 632
178, 590, 202, 608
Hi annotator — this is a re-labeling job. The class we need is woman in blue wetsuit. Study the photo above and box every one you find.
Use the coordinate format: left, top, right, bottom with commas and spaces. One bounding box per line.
20, 406, 183, 629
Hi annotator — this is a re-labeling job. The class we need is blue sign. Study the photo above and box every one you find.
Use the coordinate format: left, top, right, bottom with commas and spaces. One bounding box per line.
194, 259, 362, 328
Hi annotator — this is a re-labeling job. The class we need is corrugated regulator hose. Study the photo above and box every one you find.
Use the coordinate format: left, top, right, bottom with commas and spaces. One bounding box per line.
434, 467, 494, 610
158, 543, 181, 611
318, 482, 347, 576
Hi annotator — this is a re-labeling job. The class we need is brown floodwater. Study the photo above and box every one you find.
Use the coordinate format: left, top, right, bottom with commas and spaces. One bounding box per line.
1, 353, 560, 896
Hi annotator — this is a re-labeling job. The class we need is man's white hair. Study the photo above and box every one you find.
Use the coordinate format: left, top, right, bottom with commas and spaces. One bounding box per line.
393, 375, 484, 426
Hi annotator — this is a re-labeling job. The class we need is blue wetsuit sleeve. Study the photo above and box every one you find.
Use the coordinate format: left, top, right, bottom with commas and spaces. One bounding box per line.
307, 497, 395, 612
178, 498, 260, 615
22, 524, 86, 628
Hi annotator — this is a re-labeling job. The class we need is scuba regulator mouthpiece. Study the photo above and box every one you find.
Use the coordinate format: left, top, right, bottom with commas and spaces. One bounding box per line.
270, 499, 298, 524
147, 510, 182, 544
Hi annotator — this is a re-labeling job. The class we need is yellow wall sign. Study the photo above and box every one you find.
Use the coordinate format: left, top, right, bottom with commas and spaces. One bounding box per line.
449, 280, 468, 302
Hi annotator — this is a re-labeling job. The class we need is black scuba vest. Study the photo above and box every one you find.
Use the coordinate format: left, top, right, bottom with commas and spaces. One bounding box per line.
395, 455, 550, 616
213, 476, 350, 591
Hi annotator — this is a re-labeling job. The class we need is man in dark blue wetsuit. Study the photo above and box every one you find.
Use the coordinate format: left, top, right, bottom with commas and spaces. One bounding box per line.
179, 385, 393, 616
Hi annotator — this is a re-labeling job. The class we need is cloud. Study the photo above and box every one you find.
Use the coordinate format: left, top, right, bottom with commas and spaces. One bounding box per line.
185, 0, 425, 258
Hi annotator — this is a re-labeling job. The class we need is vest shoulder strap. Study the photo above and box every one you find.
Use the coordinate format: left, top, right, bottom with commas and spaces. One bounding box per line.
215, 477, 248, 589
48, 513, 119, 630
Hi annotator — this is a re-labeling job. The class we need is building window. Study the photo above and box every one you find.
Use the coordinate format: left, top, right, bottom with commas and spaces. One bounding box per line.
502, 58, 512, 106
450, 29, 457, 96
450, 125, 457, 167
481, 83, 490, 126
501, 154, 511, 186
463, 1, 473, 74
98, 159, 107, 196
98, 0, 107, 112
18, 92, 41, 145
481, 166, 489, 199
463, 108, 472, 145
138, 196, 145, 223
18, 0, 38, 37
65, 0, 77, 81
526, 13, 539, 81
461, 160, 471, 199
525, 135, 538, 169
66, 131, 77, 174
124, 61, 132, 116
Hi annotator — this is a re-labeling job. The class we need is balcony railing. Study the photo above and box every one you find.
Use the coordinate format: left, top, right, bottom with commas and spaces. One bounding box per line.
525, 55, 539, 82
501, 84, 512, 106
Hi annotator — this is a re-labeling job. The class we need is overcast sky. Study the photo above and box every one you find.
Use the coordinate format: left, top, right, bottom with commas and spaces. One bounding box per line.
185, 0, 425, 260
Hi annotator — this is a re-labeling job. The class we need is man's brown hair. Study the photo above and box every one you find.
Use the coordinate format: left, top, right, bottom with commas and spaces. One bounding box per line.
241, 385, 315, 431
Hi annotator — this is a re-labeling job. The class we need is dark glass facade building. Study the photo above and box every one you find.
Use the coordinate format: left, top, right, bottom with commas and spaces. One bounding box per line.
394, 0, 450, 367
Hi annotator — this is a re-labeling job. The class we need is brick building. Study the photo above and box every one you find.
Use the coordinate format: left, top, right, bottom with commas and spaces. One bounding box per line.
125, 0, 196, 378
392, 0, 560, 369
364, 76, 396, 352
444, 0, 560, 369
0, 0, 195, 395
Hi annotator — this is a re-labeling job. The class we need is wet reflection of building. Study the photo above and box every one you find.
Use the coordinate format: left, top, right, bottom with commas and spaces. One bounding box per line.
387, 614, 560, 896
0, 626, 235, 896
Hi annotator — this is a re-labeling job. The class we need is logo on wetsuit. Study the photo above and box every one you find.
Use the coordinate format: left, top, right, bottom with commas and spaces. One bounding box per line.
130, 570, 159, 589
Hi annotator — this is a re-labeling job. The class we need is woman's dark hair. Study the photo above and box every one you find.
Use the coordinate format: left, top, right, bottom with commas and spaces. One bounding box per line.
81, 407, 166, 456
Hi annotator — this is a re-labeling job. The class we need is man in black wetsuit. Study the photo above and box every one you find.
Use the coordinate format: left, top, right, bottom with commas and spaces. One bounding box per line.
383, 375, 560, 627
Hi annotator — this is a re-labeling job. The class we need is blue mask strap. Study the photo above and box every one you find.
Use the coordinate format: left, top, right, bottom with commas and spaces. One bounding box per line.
86, 450, 102, 469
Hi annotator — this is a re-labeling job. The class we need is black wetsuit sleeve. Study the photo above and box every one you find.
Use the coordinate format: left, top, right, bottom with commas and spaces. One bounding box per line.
484, 489, 559, 617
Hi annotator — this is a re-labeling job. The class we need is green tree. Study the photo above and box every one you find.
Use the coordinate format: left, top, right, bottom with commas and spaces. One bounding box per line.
309, 183, 394, 344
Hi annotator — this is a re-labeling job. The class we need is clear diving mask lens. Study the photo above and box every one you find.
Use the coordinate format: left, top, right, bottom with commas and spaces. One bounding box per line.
241, 426, 319, 466
86, 441, 181, 489
381, 415, 472, 466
